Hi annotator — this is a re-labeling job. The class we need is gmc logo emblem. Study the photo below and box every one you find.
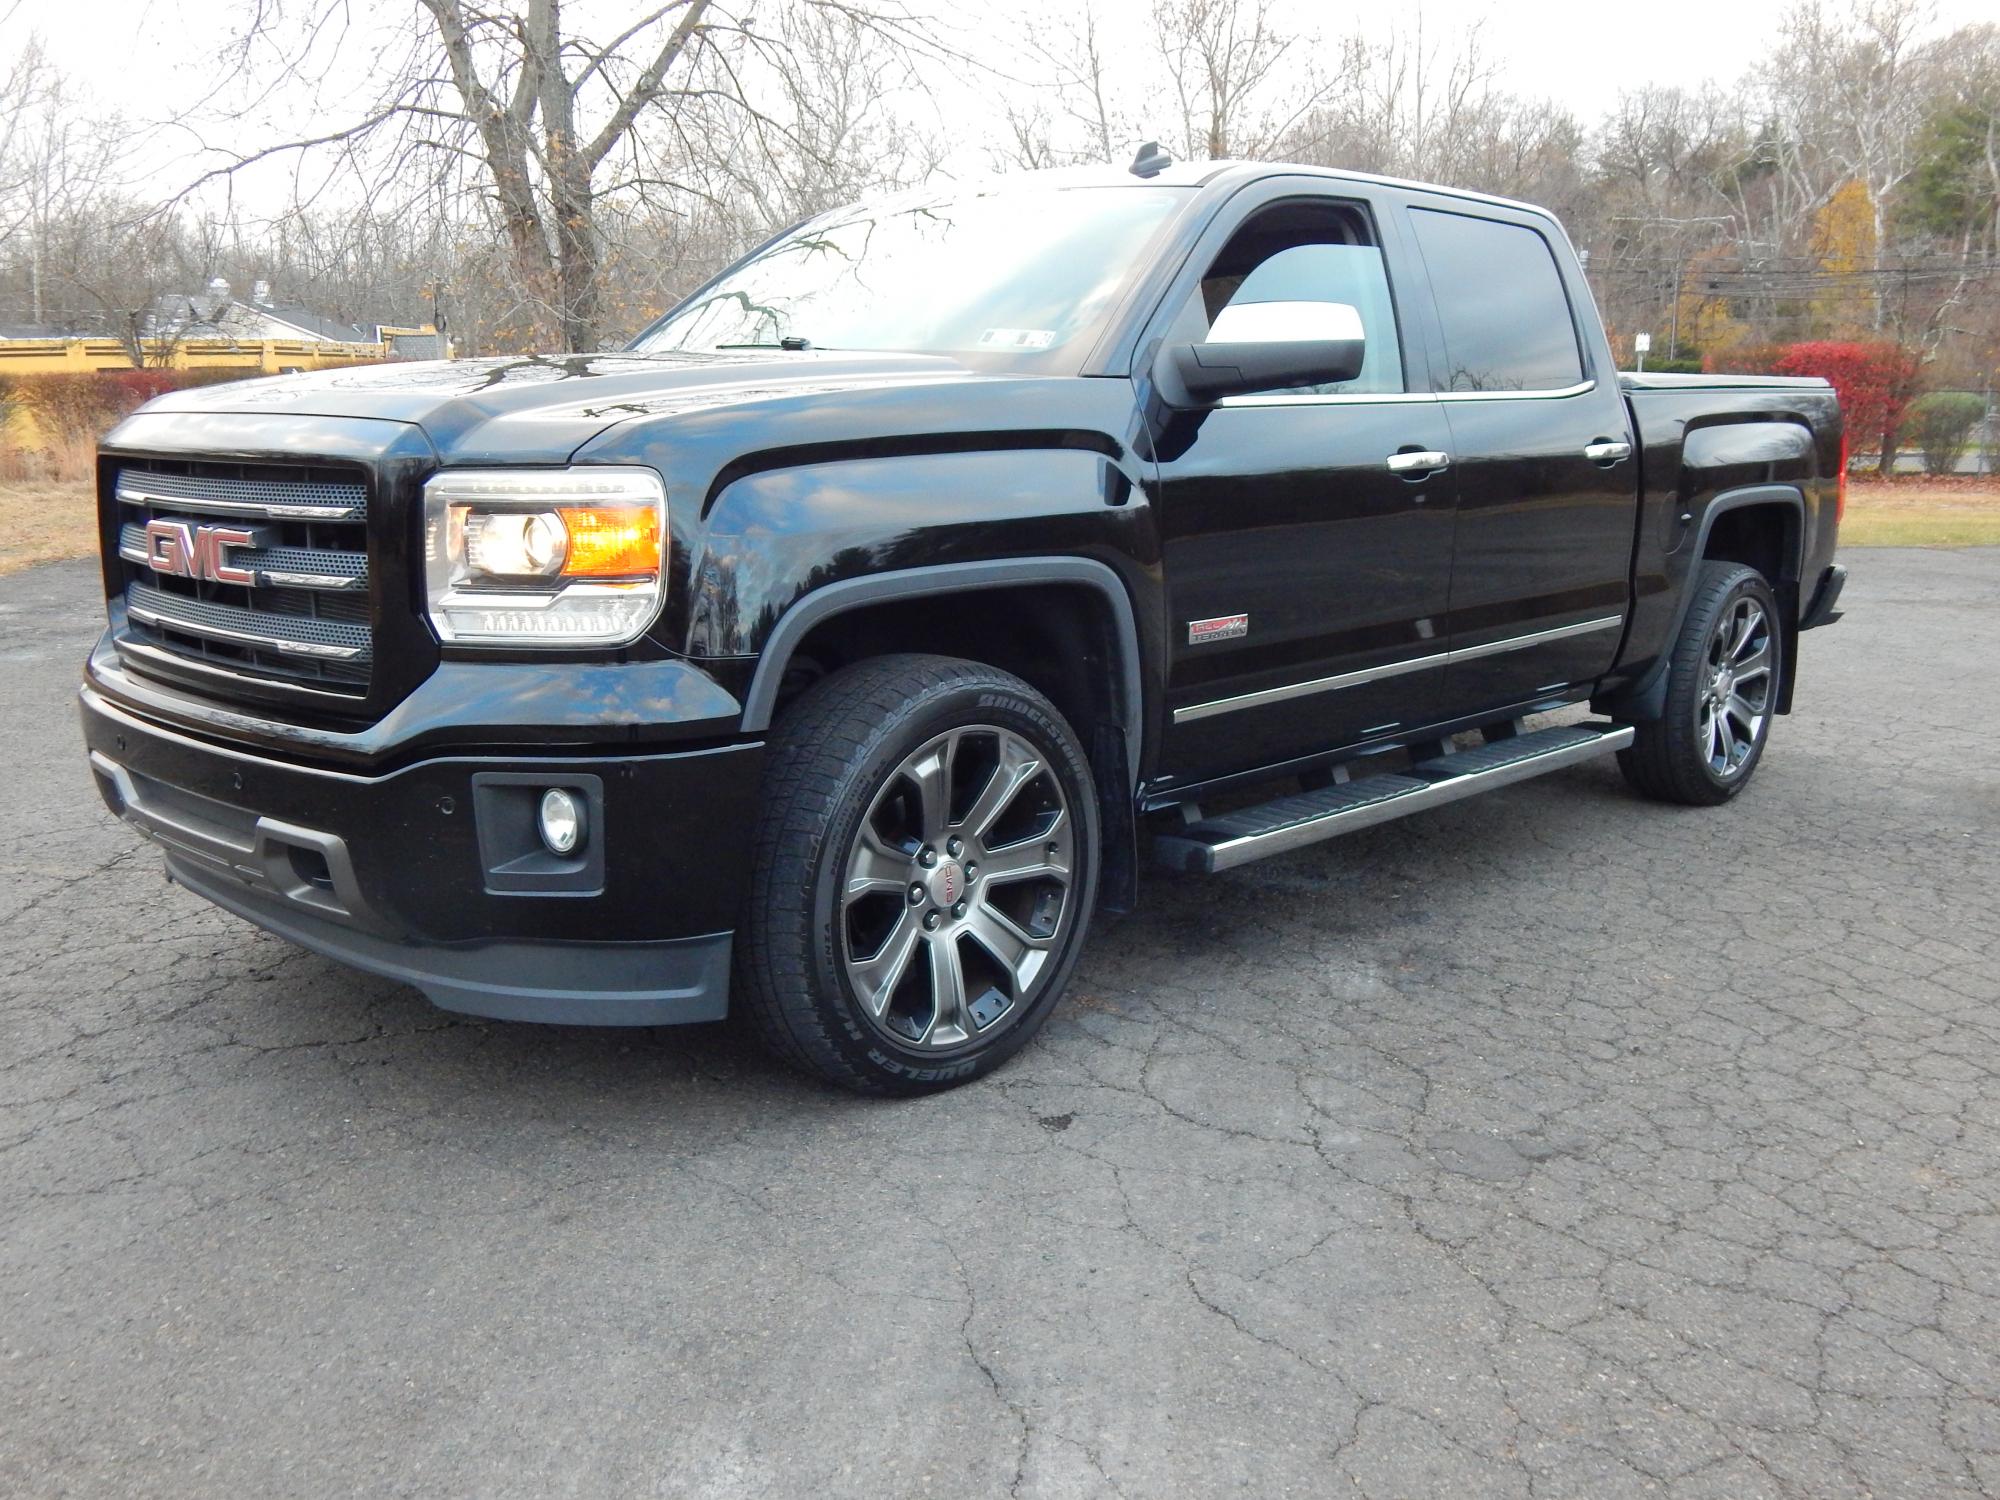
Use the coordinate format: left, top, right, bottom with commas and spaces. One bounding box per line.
144, 519, 260, 586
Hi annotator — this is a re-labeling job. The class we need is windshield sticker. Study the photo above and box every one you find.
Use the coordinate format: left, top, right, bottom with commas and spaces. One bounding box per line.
977, 328, 1057, 351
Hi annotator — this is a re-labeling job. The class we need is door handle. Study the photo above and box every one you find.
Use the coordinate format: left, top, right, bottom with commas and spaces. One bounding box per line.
1385, 450, 1450, 473
1584, 440, 1633, 463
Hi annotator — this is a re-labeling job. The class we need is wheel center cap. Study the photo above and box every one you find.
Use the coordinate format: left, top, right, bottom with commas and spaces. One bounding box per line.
928, 859, 965, 908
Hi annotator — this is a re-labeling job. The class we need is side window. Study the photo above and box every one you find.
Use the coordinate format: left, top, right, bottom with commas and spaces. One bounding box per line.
1165, 200, 1404, 396
1408, 209, 1583, 392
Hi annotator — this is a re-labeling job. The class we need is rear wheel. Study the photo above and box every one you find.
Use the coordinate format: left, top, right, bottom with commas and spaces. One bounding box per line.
1619, 561, 1782, 806
736, 654, 1099, 1094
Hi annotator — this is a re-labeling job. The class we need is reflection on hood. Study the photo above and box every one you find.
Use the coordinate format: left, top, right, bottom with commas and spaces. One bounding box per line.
213, 350, 760, 402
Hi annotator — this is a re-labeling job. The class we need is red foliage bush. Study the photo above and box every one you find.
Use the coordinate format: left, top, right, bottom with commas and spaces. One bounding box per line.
1769, 341, 1924, 473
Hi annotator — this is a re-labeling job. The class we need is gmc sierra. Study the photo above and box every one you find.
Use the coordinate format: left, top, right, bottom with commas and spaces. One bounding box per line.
79, 155, 1846, 1094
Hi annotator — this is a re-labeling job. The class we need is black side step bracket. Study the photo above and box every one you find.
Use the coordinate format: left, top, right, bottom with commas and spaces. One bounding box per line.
1153, 723, 1634, 874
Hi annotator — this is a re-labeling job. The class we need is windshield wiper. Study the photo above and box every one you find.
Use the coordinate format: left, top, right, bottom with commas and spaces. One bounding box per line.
714, 336, 814, 351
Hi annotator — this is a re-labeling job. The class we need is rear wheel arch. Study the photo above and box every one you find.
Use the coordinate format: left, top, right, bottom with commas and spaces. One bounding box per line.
1606, 485, 1805, 725
1698, 488, 1805, 592
1618, 560, 1783, 806
1695, 487, 1805, 714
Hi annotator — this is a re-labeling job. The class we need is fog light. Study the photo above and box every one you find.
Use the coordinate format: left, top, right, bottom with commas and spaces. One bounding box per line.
538, 787, 584, 855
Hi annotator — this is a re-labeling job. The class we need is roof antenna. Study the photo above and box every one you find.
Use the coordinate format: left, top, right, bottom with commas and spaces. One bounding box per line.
1129, 141, 1172, 179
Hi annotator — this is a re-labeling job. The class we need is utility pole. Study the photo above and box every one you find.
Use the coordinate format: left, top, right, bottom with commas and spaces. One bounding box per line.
1668, 261, 1683, 361
1985, 376, 1995, 476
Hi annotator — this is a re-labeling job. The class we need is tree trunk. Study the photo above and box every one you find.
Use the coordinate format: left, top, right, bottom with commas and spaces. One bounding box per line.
549, 167, 601, 350
425, 0, 561, 348
528, 0, 600, 350
118, 311, 143, 370
494, 185, 562, 349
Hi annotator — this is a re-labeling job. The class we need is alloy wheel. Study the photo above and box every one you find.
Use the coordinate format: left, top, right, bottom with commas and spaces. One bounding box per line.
1698, 594, 1774, 779
839, 725, 1076, 1050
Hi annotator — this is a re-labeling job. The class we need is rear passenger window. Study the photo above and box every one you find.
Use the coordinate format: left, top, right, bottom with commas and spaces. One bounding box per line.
1409, 209, 1583, 393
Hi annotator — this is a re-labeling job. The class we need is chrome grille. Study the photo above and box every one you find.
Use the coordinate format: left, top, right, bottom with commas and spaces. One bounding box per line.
112, 470, 367, 520
126, 583, 373, 659
116, 523, 368, 592
113, 462, 374, 696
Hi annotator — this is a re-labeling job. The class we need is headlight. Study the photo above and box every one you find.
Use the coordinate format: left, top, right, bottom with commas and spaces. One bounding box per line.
423, 467, 667, 646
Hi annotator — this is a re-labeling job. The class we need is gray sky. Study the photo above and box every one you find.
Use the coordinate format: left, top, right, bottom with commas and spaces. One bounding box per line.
11, 0, 1998, 205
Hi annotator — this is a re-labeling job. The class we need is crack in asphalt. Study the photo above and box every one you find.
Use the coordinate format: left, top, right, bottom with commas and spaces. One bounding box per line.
3, 553, 1998, 1498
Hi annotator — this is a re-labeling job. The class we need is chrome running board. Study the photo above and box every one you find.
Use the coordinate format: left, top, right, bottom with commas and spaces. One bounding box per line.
1153, 723, 1635, 874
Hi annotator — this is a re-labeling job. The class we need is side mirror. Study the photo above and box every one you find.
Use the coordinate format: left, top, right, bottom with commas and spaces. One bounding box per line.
1153, 300, 1367, 407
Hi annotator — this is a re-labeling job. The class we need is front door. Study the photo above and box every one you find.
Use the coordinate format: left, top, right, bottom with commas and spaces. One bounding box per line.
1148, 188, 1457, 790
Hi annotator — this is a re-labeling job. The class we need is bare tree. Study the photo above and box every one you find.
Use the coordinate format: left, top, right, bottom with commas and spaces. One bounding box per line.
1762, 0, 1940, 325
1583, 87, 1749, 357
6, 0, 1993, 385
188, 1, 941, 352
702, 3, 940, 231
0, 34, 52, 252
1595, 86, 1745, 221
1152, 0, 1331, 161
0, 41, 167, 347
998, 4, 1133, 170
34, 203, 212, 366
1280, 17, 1522, 189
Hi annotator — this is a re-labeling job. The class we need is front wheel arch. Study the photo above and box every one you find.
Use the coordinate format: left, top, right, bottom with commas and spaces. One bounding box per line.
737, 559, 1145, 769
738, 562, 1147, 914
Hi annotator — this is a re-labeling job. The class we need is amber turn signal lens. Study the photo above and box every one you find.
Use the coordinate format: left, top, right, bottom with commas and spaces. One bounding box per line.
556, 505, 662, 578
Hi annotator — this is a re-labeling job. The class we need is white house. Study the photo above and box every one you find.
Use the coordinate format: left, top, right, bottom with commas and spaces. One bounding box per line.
148, 279, 377, 345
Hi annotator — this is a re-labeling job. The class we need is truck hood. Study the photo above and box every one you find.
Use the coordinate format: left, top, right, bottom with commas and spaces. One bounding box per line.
140, 350, 985, 464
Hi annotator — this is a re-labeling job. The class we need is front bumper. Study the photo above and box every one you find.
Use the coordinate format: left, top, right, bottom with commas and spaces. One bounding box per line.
80, 683, 762, 1025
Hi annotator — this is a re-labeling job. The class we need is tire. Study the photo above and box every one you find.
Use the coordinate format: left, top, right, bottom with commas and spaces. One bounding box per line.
735, 653, 1100, 1095
1619, 561, 1784, 806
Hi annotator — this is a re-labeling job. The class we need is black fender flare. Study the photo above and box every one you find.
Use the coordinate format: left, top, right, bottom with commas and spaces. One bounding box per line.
1609, 483, 1805, 722
738, 557, 1146, 790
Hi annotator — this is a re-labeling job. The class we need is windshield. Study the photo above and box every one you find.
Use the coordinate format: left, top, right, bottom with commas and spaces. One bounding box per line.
631, 184, 1190, 368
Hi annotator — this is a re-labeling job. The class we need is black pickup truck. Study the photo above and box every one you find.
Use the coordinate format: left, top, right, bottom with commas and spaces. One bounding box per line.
78, 158, 1846, 1093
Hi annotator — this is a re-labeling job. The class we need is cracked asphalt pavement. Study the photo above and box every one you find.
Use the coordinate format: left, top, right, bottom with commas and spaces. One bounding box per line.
4, 550, 1998, 1498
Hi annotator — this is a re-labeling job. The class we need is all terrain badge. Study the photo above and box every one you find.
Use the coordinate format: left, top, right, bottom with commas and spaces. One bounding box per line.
1187, 613, 1248, 644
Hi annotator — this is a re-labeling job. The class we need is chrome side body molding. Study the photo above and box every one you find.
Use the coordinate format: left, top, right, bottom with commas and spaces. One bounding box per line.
1173, 615, 1625, 725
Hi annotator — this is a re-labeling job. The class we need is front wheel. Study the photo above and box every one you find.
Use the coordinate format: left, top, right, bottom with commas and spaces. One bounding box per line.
735, 654, 1100, 1094
1619, 561, 1783, 806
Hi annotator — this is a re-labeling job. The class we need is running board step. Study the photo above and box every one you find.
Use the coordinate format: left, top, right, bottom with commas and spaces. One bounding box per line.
1153, 724, 1635, 874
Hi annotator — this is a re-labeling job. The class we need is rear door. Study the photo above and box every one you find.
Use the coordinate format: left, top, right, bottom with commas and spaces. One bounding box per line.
1148, 180, 1458, 789
1400, 201, 1640, 713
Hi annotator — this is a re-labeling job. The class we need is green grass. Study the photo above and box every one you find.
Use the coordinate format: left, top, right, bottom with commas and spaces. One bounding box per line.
1840, 512, 2000, 548
1841, 482, 2000, 549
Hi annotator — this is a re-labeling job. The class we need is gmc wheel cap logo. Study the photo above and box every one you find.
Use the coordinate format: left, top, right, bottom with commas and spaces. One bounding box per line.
144, 519, 259, 586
